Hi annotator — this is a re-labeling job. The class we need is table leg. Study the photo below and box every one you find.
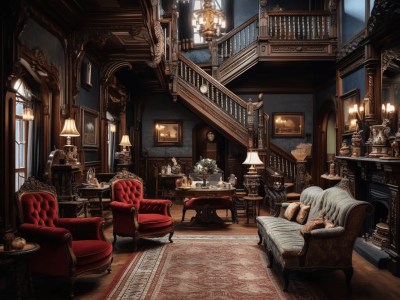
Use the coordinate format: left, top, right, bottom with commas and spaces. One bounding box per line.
246, 200, 250, 224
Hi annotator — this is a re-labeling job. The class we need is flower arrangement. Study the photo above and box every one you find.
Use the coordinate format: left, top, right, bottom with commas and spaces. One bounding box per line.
194, 158, 219, 175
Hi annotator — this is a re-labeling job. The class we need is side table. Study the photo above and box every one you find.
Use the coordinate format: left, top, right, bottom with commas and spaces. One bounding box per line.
243, 196, 263, 224
78, 184, 111, 218
0, 243, 40, 299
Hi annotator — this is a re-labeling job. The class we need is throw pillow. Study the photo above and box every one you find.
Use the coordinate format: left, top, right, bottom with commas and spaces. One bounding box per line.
284, 202, 301, 221
300, 217, 325, 235
324, 219, 335, 228
296, 204, 311, 225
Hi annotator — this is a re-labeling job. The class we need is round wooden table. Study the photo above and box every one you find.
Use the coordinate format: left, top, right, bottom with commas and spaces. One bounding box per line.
0, 242, 40, 299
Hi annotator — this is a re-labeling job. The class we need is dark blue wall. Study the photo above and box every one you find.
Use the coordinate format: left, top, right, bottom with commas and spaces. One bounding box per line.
342, 68, 366, 98
19, 18, 65, 106
76, 58, 100, 111
233, 0, 258, 27
342, 0, 366, 43
141, 94, 203, 157
182, 49, 211, 64
76, 57, 101, 163
239, 93, 313, 153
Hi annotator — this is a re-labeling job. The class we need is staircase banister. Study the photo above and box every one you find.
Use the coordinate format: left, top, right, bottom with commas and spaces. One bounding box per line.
269, 143, 296, 164
267, 10, 331, 17
177, 53, 248, 108
217, 15, 259, 44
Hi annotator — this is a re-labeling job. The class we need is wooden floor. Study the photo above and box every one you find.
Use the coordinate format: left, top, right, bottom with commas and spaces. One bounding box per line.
33, 201, 400, 299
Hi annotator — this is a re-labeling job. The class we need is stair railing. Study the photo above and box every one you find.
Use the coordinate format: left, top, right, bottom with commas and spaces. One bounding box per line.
268, 143, 297, 183
175, 53, 249, 145
216, 15, 259, 64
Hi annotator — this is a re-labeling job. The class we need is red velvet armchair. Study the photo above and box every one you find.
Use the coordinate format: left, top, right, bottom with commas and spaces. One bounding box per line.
16, 177, 113, 298
110, 170, 174, 250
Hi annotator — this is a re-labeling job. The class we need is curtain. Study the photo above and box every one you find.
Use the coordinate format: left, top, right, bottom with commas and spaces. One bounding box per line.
31, 100, 43, 179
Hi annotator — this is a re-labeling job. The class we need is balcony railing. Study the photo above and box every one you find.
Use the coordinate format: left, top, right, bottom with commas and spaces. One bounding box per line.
266, 10, 332, 40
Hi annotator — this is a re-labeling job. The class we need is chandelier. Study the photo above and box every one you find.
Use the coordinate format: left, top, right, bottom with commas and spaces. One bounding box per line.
192, 0, 226, 42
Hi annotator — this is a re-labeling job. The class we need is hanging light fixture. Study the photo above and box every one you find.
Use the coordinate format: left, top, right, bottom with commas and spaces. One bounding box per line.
22, 106, 34, 121
192, 0, 226, 42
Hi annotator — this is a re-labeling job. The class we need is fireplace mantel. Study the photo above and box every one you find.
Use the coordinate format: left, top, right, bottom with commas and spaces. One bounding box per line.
336, 156, 400, 276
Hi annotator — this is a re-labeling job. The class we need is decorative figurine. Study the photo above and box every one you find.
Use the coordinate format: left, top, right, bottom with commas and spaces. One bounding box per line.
339, 140, 351, 156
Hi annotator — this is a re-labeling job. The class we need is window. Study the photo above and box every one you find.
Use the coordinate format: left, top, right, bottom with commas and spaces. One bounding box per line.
14, 79, 34, 191
106, 112, 117, 172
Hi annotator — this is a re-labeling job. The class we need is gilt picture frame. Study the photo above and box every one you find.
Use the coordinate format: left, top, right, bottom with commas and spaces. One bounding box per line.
81, 107, 99, 148
272, 112, 305, 138
340, 89, 360, 134
154, 120, 182, 146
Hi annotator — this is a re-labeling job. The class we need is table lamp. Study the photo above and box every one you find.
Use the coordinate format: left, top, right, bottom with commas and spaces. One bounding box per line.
60, 118, 80, 164
243, 150, 264, 197
117, 134, 132, 164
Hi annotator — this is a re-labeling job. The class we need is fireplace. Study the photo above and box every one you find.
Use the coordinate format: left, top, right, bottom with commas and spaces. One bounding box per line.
366, 183, 390, 249
336, 156, 400, 276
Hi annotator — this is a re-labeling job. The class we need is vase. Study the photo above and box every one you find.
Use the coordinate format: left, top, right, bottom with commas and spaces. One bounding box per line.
200, 174, 209, 188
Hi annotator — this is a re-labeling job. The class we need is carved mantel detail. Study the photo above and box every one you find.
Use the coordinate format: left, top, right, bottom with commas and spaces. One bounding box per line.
336, 156, 400, 277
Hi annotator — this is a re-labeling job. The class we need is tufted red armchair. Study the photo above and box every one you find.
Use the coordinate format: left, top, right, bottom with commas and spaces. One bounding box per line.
110, 170, 174, 250
16, 177, 113, 298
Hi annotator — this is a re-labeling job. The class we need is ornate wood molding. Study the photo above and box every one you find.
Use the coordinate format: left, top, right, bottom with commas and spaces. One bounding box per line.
337, 30, 367, 61
368, 0, 400, 36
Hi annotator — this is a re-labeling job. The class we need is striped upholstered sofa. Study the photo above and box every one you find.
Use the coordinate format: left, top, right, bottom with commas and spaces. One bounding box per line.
256, 180, 373, 292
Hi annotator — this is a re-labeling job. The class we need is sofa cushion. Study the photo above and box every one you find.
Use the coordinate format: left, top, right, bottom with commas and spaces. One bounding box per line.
296, 204, 310, 225
284, 202, 301, 221
300, 217, 324, 235
324, 219, 335, 228
257, 216, 304, 258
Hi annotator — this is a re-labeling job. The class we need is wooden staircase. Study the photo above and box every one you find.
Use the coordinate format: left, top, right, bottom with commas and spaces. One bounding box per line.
166, 6, 336, 188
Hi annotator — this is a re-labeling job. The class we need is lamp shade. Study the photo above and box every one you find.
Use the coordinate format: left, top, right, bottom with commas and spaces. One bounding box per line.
242, 151, 264, 166
22, 107, 34, 121
119, 134, 132, 147
60, 118, 80, 137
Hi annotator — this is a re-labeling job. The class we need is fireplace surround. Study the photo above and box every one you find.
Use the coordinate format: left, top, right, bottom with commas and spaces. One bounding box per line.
337, 156, 400, 276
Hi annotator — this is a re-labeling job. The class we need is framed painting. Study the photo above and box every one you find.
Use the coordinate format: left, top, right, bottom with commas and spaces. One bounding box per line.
154, 120, 182, 146
340, 89, 360, 134
81, 107, 99, 148
272, 112, 305, 138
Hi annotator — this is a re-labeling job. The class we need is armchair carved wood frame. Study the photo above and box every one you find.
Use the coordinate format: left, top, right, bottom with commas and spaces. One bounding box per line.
16, 177, 113, 298
110, 170, 174, 251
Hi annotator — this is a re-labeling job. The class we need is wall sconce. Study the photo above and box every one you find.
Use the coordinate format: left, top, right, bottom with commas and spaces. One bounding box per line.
60, 118, 80, 164
109, 123, 116, 133
243, 150, 264, 197
382, 102, 395, 119
348, 103, 366, 132
22, 106, 34, 121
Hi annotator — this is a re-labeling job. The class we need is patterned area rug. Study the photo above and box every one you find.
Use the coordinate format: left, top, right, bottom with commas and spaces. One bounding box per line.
103, 235, 326, 300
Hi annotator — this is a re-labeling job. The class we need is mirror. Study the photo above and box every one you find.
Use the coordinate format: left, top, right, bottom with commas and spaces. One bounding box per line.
381, 47, 400, 133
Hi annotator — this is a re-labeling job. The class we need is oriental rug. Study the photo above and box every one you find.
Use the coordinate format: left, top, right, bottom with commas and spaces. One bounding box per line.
103, 235, 326, 300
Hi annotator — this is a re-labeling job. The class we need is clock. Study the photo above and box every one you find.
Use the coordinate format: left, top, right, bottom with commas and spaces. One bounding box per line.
200, 84, 208, 94
206, 131, 215, 142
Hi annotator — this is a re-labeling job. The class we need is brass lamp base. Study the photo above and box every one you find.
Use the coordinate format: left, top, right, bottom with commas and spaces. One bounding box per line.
63, 145, 80, 165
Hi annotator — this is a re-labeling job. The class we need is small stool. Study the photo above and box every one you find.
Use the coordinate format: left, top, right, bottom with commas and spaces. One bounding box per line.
243, 196, 263, 224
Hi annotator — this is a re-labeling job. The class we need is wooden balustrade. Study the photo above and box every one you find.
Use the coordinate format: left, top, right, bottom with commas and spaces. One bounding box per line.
217, 15, 259, 63
267, 10, 331, 41
177, 53, 248, 127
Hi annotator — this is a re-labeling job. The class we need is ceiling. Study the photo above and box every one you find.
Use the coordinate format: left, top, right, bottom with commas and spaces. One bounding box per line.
30, 0, 167, 93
